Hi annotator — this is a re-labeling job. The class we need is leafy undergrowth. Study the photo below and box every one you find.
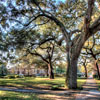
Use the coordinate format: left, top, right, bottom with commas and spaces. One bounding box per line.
0, 91, 39, 100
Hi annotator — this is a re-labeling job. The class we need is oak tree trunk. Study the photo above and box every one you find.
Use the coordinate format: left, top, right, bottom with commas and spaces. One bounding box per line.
84, 65, 88, 78
66, 56, 78, 89
46, 66, 49, 77
28, 69, 30, 76
1, 70, 4, 76
48, 62, 54, 79
23, 69, 26, 75
65, 34, 87, 89
95, 62, 100, 79
18, 68, 20, 74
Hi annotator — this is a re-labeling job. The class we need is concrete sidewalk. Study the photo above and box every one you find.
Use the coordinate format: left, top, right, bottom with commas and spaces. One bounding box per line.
76, 78, 100, 100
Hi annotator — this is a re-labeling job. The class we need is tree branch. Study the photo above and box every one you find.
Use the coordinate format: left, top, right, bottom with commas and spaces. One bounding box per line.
84, 0, 95, 33
90, 17, 100, 33
57, 36, 64, 46
70, 29, 82, 37
27, 49, 49, 64
39, 37, 55, 45
51, 43, 55, 59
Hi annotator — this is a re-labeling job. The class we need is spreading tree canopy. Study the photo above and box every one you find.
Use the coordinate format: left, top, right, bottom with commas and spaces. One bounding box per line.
0, 0, 100, 89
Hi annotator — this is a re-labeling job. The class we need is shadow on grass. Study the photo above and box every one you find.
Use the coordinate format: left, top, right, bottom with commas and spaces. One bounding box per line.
0, 97, 28, 100
0, 96, 42, 100
0, 77, 86, 91
77, 77, 87, 79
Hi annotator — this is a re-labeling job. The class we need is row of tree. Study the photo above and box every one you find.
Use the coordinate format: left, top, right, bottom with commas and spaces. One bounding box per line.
0, 0, 100, 89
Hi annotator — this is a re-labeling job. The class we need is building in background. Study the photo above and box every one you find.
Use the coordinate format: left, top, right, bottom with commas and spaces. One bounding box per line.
8, 65, 47, 77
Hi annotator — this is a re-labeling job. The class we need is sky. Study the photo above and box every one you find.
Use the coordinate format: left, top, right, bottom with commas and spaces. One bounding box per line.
56, 0, 66, 3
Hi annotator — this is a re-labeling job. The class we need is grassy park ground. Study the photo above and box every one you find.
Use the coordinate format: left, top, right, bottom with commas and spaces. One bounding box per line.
95, 79, 100, 90
0, 77, 86, 89
0, 77, 86, 100
0, 91, 39, 100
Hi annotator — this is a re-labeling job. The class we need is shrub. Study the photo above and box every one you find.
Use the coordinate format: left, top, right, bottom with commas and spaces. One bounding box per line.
14, 75, 20, 78
0, 76, 4, 78
8, 75, 16, 79
93, 74, 98, 78
5, 74, 25, 79
51, 84, 65, 90
24, 75, 36, 77
0, 65, 8, 76
16, 75, 24, 78
3, 75, 16, 79
4, 75, 9, 78
51, 85, 59, 90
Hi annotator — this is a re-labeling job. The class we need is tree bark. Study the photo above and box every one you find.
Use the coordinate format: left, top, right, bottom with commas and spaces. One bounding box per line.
28, 69, 30, 76
66, 55, 78, 89
65, 33, 87, 89
84, 65, 88, 78
46, 67, 49, 77
1, 69, 4, 76
65, 0, 96, 89
95, 61, 100, 79
18, 68, 20, 74
48, 62, 54, 79
23, 69, 26, 75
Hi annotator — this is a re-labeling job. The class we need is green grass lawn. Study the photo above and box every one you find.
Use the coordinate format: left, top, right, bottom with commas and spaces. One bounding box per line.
95, 79, 100, 90
0, 77, 86, 100
0, 77, 65, 89
0, 77, 86, 89
77, 78, 86, 89
0, 91, 39, 100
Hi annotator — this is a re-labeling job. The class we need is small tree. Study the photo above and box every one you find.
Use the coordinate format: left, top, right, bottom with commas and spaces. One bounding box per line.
78, 55, 91, 78
83, 35, 100, 79
27, 42, 59, 79
0, 65, 8, 76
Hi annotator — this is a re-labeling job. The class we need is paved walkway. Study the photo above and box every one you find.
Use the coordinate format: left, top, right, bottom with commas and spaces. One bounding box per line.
76, 78, 100, 100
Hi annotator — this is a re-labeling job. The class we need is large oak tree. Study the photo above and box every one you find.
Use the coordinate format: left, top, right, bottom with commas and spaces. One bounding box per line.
0, 0, 100, 89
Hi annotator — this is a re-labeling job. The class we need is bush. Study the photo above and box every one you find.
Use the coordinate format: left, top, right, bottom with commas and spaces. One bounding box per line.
77, 87, 83, 90
55, 74, 65, 77
4, 75, 15, 79
9, 75, 16, 79
0, 76, 5, 78
16, 74, 24, 78
4, 75, 24, 79
24, 75, 36, 77
51, 85, 60, 90
0, 65, 8, 76
51, 84, 65, 90
93, 74, 98, 78
4, 75, 9, 78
